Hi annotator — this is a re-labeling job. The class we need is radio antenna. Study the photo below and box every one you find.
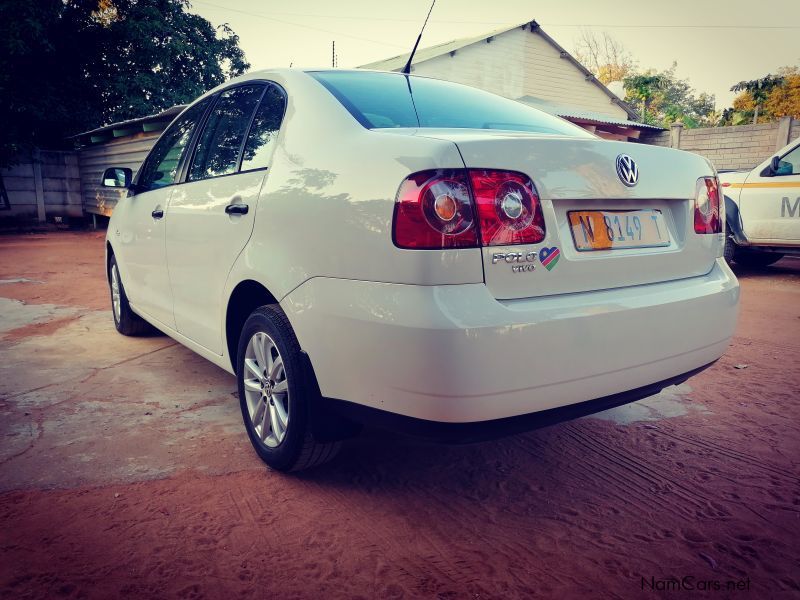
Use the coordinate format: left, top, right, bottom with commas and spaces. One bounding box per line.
402, 0, 436, 75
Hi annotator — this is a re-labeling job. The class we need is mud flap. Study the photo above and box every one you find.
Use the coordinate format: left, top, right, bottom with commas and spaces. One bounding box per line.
724, 195, 748, 245
302, 352, 362, 443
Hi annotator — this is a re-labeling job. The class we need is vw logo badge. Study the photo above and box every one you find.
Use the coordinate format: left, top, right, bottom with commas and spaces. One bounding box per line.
615, 154, 639, 187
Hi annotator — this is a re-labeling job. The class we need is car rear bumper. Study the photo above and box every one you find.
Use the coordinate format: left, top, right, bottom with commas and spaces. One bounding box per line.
281, 258, 739, 424
322, 362, 715, 443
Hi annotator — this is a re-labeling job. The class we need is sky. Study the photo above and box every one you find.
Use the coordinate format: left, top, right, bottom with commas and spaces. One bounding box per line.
188, 0, 800, 109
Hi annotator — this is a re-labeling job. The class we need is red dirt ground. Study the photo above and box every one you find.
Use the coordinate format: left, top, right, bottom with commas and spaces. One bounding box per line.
1, 232, 798, 599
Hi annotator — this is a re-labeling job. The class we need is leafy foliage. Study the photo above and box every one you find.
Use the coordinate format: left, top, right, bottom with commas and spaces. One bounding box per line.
731, 75, 784, 103
623, 64, 716, 128
729, 74, 784, 124
573, 33, 715, 128
722, 67, 800, 125
0, 0, 249, 167
622, 72, 667, 122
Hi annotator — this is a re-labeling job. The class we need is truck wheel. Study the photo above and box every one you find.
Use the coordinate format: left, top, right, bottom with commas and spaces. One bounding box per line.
236, 305, 341, 472
109, 255, 153, 336
733, 249, 784, 268
723, 227, 736, 267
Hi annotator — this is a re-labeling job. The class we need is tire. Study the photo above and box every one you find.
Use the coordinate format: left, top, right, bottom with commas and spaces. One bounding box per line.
723, 227, 736, 267
108, 255, 152, 336
236, 305, 340, 472
732, 249, 784, 268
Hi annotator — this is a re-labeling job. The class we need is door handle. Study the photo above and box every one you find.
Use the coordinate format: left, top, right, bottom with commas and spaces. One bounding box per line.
151, 208, 164, 219
225, 203, 249, 215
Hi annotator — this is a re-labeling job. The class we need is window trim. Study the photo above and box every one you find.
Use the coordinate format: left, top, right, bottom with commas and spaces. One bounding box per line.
134, 79, 290, 192
177, 91, 221, 185
133, 95, 216, 193
773, 145, 800, 178
184, 83, 267, 184
180, 80, 290, 185
237, 82, 289, 174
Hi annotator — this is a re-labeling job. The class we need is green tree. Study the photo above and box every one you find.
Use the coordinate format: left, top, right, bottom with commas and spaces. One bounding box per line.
623, 73, 667, 124
725, 71, 797, 125
730, 75, 784, 124
623, 64, 715, 128
0, 0, 249, 169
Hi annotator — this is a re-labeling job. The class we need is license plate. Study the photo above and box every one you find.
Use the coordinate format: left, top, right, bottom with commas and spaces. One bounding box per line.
568, 209, 670, 251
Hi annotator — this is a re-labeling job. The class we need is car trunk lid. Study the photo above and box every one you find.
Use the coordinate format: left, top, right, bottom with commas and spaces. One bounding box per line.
414, 130, 722, 300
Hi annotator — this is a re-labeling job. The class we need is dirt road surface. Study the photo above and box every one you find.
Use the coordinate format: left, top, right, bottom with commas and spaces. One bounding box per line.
1, 232, 798, 599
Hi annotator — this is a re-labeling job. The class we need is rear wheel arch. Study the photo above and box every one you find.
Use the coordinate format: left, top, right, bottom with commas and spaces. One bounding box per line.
225, 280, 279, 371
225, 280, 361, 445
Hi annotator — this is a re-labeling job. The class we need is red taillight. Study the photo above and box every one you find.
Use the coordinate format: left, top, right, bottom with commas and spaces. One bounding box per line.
694, 177, 721, 234
393, 169, 545, 249
393, 170, 478, 249
469, 170, 545, 246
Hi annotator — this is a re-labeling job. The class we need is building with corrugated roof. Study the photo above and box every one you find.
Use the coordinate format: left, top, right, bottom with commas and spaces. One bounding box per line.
72, 105, 186, 219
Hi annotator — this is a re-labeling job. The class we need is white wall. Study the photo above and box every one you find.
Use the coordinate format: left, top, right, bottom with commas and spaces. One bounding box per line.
409, 26, 627, 120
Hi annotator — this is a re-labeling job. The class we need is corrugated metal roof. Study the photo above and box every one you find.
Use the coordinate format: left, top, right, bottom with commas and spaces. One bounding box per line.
516, 96, 664, 130
72, 105, 186, 145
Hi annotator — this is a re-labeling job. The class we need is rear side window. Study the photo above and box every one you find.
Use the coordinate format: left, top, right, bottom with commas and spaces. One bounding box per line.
240, 84, 287, 172
310, 71, 592, 137
188, 85, 264, 181
138, 97, 212, 191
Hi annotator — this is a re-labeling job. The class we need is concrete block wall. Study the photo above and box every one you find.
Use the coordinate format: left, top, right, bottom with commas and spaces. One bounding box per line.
640, 117, 798, 171
1, 150, 82, 224
642, 130, 670, 147
790, 119, 800, 144
681, 122, 779, 170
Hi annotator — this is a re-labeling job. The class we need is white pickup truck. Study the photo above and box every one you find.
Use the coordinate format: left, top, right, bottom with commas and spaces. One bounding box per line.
720, 138, 800, 267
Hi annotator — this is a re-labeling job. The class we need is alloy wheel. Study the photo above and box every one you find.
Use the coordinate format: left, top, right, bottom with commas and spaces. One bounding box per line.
242, 331, 290, 447
111, 264, 121, 322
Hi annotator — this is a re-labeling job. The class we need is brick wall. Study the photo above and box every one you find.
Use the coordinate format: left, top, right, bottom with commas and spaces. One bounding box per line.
640, 116, 798, 171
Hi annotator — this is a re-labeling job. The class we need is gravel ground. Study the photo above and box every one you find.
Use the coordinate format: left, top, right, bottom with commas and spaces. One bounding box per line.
1, 231, 798, 599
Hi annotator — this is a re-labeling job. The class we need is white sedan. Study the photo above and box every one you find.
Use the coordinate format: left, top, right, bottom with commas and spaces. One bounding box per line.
102, 69, 739, 471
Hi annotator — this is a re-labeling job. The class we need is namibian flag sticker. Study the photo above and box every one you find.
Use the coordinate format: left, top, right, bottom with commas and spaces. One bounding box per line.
539, 246, 560, 271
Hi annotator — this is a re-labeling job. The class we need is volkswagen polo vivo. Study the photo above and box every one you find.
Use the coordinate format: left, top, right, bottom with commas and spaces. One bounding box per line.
102, 69, 739, 471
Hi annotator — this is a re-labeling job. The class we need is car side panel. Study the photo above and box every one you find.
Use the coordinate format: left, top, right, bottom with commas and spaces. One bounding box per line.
222, 72, 484, 311
166, 170, 266, 354
108, 186, 176, 328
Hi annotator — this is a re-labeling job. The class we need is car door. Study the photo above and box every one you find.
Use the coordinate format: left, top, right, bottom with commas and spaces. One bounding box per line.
166, 83, 287, 353
116, 97, 213, 327
739, 143, 800, 242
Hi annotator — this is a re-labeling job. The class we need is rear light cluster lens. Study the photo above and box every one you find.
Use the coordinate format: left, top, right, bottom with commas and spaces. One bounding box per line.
694, 177, 722, 234
469, 170, 546, 246
393, 170, 477, 249
393, 169, 545, 249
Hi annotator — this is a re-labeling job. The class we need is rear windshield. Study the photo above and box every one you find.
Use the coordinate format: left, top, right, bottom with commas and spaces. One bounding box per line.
310, 71, 592, 137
